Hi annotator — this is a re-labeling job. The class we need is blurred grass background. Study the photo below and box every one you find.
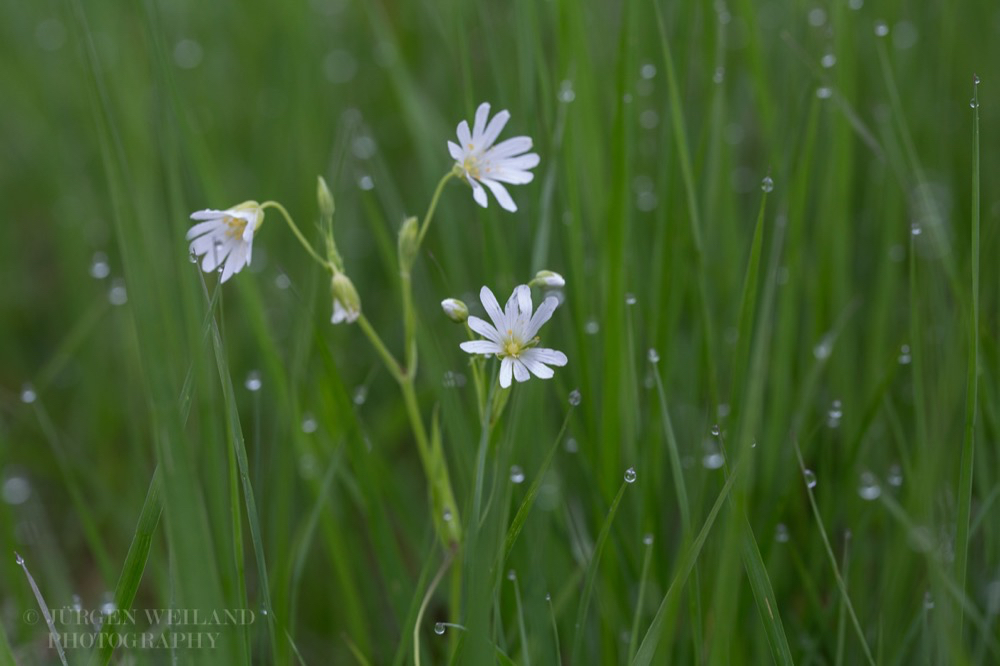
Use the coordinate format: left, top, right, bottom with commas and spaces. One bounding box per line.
1, 0, 999, 663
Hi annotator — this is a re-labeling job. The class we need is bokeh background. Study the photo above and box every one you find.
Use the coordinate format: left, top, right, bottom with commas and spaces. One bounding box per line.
2, 0, 999, 663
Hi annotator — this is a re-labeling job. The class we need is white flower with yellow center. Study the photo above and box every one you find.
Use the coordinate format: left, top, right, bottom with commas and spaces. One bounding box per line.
186, 201, 264, 283
460, 285, 567, 388
448, 102, 540, 212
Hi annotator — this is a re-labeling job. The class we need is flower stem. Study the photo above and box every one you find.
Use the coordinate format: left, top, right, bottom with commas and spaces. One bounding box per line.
357, 315, 405, 383
260, 200, 329, 270
416, 172, 455, 248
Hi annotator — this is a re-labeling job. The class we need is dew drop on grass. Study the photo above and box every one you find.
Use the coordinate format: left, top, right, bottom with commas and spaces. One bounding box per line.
353, 385, 368, 405
761, 176, 774, 193
244, 371, 262, 392
923, 591, 934, 610
72, 595, 83, 611
90, 252, 110, 279
848, 0, 863, 9
710, 424, 721, 437
647, 348, 660, 364
820, 53, 837, 68
15, 552, 24, 566
624, 467, 637, 483
857, 471, 882, 500
545, 593, 552, 602
301, 414, 318, 434
969, 98, 979, 109
874, 21, 889, 37
357, 175, 374, 191
2, 476, 31, 505
775, 523, 790, 543
443, 371, 466, 388
887, 464, 903, 487
702, 450, 724, 470
816, 87, 832, 99
275, 273, 291, 289
803, 469, 818, 489
713, 66, 725, 84
434, 622, 446, 635
643, 533, 654, 546
807, 8, 826, 26
20, 383, 37, 404
751, 438, 758, 448
189, 250, 199, 264
827, 400, 843, 428
910, 223, 922, 236
507, 569, 516, 581
584, 318, 599, 335
974, 74, 981, 85
442, 508, 452, 522
898, 344, 912, 365
510, 465, 525, 484
558, 80, 576, 103
564, 437, 579, 453
640, 63, 656, 79
568, 389, 582, 406
813, 332, 834, 360
624, 293, 637, 306
108, 278, 128, 306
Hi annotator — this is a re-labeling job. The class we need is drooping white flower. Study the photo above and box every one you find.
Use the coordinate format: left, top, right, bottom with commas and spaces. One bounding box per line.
331, 273, 361, 324
441, 298, 469, 323
186, 201, 264, 283
460, 285, 567, 388
448, 102, 540, 213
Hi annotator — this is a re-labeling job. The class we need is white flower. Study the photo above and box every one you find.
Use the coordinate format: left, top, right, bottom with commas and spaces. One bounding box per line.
460, 285, 567, 388
441, 298, 469, 323
331, 273, 361, 324
448, 102, 540, 212
530, 270, 565, 289
187, 201, 264, 283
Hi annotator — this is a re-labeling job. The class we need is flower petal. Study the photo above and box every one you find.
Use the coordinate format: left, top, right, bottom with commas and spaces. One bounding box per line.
514, 285, 532, 329
524, 296, 559, 339
493, 153, 540, 172
456, 120, 472, 148
512, 359, 530, 382
480, 178, 517, 212
519, 351, 555, 379
448, 140, 464, 162
186, 219, 223, 240
523, 347, 567, 367
480, 286, 506, 331
471, 102, 491, 144
503, 286, 520, 331
479, 109, 510, 152
201, 238, 235, 273
499, 357, 513, 388
469, 177, 489, 208
486, 136, 533, 160
461, 340, 500, 355
189, 209, 226, 221
220, 242, 248, 283
468, 315, 502, 343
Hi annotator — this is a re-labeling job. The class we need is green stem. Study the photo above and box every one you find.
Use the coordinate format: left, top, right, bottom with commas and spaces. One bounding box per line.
401, 270, 418, 378
416, 172, 455, 247
357, 315, 405, 383
261, 200, 330, 269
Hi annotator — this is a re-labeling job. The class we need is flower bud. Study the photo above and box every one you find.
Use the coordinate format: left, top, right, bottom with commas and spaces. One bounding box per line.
440, 298, 469, 323
397, 216, 419, 272
530, 270, 565, 289
317, 176, 335, 221
331, 273, 361, 324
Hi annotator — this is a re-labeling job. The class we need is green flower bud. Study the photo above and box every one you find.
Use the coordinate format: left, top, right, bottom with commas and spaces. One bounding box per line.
331, 273, 361, 324
530, 270, 565, 289
317, 176, 335, 221
440, 298, 469, 323
397, 216, 419, 272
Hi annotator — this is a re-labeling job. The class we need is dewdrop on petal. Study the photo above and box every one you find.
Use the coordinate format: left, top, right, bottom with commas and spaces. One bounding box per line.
331, 273, 361, 324
186, 201, 264, 283
441, 298, 469, 323
530, 270, 565, 289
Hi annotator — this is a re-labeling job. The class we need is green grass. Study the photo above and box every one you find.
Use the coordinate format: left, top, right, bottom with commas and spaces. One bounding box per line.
2, 0, 998, 664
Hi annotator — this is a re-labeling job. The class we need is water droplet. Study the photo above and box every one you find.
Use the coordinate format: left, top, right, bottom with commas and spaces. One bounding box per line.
973, 74, 981, 85
545, 593, 552, 602
640, 110, 659, 129
848, 0, 863, 9
558, 79, 576, 103
357, 175, 374, 190
969, 98, 979, 109
351, 135, 377, 160
640, 63, 656, 79
443, 371, 467, 388
761, 176, 774, 193
20, 383, 37, 404
887, 464, 903, 487
173, 39, 203, 69
244, 371, 262, 392
647, 348, 660, 364
898, 344, 912, 365
89, 252, 110, 279
923, 591, 934, 609
2, 476, 31, 505
510, 465, 525, 484
189, 249, 200, 264
857, 471, 882, 500
624, 293, 637, 305
275, 273, 292, 290
710, 424, 721, 437
353, 385, 368, 405
702, 450, 725, 469
101, 601, 117, 616
623, 93, 633, 104
624, 467, 637, 483
803, 468, 818, 489
874, 21, 889, 37
584, 318, 599, 335
568, 389, 582, 406
827, 399, 843, 428
564, 437, 579, 453
72, 595, 83, 611
108, 278, 128, 306
713, 66, 725, 84
434, 622, 446, 635
442, 508, 453, 522
643, 533, 654, 546
301, 414, 318, 434
751, 438, 758, 448
775, 523, 790, 543
507, 569, 517, 581
813, 332, 834, 360
15, 552, 24, 566
821, 53, 837, 69
816, 87, 833, 99
807, 7, 826, 26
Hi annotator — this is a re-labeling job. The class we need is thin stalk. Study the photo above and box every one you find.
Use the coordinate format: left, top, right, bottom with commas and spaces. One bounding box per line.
356, 314, 405, 382
414, 550, 454, 666
261, 200, 330, 269
417, 171, 455, 247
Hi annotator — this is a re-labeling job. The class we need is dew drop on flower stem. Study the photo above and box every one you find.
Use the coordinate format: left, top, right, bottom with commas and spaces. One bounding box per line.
442, 508, 453, 522
761, 176, 774, 193
434, 622, 446, 635
887, 464, 903, 487
857, 471, 882, 500
244, 371, 262, 392
624, 467, 637, 483
20, 383, 37, 404
911, 223, 922, 236
775, 523, 790, 543
820, 53, 836, 68
15, 552, 24, 566
710, 424, 721, 437
353, 385, 368, 405
568, 389, 582, 407
643, 533, 654, 546
803, 469, 818, 489
510, 465, 525, 484
647, 348, 660, 364
507, 569, 516, 581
